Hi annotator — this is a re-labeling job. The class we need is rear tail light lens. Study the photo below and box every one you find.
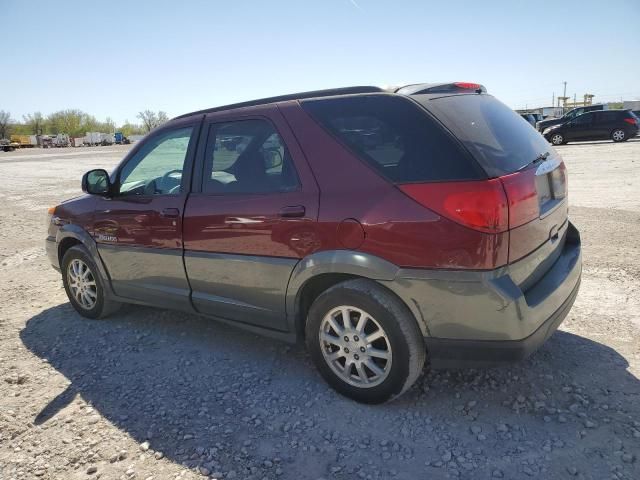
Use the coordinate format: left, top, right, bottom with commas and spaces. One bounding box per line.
399, 180, 508, 233
400, 161, 568, 233
500, 169, 539, 228
624, 117, 637, 125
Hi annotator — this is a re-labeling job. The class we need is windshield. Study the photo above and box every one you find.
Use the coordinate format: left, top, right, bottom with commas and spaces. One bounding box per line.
415, 94, 553, 177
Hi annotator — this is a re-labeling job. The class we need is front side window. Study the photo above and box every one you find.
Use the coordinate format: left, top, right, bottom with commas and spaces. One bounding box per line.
118, 127, 193, 196
203, 119, 299, 194
566, 109, 582, 120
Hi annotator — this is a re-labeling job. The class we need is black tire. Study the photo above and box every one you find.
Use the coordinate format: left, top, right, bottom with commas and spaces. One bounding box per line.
611, 129, 627, 142
61, 245, 120, 319
305, 279, 425, 404
549, 132, 566, 145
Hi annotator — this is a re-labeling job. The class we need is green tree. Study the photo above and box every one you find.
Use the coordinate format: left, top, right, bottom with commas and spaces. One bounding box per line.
103, 116, 115, 133
0, 110, 12, 139
47, 109, 86, 136
23, 112, 45, 135
119, 121, 145, 137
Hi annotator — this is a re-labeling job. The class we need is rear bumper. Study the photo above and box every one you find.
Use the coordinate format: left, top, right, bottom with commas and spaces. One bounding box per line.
383, 221, 582, 368
425, 276, 580, 367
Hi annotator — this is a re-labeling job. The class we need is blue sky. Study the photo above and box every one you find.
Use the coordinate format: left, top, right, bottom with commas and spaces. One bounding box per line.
2, 0, 639, 124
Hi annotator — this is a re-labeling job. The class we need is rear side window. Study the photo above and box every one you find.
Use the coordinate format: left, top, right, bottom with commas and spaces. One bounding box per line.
302, 95, 483, 183
418, 94, 553, 177
574, 113, 594, 125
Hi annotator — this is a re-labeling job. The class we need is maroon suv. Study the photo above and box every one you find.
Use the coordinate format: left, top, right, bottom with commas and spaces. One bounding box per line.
46, 83, 582, 403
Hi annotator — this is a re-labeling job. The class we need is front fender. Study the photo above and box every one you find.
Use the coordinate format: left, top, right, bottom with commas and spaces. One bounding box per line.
55, 224, 115, 297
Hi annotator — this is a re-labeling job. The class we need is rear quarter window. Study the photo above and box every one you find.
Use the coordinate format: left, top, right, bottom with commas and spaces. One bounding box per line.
301, 95, 484, 183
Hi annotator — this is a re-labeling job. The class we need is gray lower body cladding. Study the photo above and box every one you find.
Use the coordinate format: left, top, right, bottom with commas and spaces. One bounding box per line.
425, 277, 580, 368
384, 222, 582, 367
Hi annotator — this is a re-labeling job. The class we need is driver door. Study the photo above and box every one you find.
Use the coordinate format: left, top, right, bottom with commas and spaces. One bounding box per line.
91, 118, 201, 309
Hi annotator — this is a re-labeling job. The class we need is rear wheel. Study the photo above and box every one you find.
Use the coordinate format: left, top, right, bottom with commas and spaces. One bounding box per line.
550, 133, 565, 145
611, 129, 627, 142
62, 245, 120, 319
305, 279, 425, 403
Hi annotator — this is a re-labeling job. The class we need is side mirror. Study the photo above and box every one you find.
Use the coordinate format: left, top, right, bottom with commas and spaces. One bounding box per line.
263, 149, 283, 170
82, 169, 111, 195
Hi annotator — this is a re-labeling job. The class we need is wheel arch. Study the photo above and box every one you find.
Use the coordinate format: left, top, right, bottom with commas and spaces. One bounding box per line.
56, 225, 114, 297
286, 250, 428, 339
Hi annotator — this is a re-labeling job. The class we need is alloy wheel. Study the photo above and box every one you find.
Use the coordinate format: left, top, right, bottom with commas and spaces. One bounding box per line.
67, 259, 98, 310
319, 306, 392, 388
612, 129, 625, 141
551, 134, 564, 145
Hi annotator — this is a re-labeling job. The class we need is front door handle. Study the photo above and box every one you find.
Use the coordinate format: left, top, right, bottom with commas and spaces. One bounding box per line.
160, 208, 180, 218
279, 205, 306, 218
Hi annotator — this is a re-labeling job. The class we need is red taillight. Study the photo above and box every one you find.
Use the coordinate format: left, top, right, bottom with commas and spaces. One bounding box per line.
500, 169, 539, 228
624, 117, 637, 125
401, 163, 568, 233
399, 180, 508, 233
454, 82, 482, 90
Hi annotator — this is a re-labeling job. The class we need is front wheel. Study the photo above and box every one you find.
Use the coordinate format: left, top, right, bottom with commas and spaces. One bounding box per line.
61, 245, 120, 319
549, 133, 565, 145
305, 279, 425, 403
611, 129, 627, 142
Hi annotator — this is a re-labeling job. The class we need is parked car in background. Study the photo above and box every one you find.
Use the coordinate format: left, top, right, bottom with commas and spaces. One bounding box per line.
537, 104, 606, 132
530, 113, 544, 124
46, 82, 581, 403
520, 113, 536, 127
544, 110, 638, 145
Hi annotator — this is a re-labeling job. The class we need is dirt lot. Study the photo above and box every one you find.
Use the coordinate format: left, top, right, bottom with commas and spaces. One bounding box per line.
1, 140, 639, 480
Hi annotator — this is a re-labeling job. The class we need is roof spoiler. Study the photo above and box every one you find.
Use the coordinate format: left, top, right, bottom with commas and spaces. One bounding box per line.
396, 82, 487, 96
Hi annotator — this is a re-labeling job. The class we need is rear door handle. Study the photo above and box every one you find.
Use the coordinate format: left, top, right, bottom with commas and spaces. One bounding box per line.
160, 208, 180, 218
279, 205, 306, 218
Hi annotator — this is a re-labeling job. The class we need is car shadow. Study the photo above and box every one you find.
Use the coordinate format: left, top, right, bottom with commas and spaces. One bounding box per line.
20, 302, 640, 479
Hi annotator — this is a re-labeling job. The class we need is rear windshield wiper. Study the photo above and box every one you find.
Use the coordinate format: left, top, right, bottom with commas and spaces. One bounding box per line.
518, 151, 549, 171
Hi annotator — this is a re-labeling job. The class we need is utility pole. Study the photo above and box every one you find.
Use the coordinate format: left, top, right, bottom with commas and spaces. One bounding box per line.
574, 93, 577, 107
552, 92, 555, 107
563, 81, 567, 99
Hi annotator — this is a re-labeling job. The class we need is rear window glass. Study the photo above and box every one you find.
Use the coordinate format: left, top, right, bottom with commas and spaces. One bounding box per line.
302, 95, 483, 183
417, 94, 553, 177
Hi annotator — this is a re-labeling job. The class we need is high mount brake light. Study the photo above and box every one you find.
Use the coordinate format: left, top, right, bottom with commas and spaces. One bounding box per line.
454, 82, 483, 90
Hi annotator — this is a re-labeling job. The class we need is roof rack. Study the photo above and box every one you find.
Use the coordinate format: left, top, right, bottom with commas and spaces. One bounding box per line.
173, 86, 385, 120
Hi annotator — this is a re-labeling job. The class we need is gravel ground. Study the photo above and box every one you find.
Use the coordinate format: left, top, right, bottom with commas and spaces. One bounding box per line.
0, 140, 639, 480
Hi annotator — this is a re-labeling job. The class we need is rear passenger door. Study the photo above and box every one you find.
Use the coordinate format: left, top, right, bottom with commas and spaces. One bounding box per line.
183, 106, 319, 331
592, 111, 615, 139
567, 113, 594, 141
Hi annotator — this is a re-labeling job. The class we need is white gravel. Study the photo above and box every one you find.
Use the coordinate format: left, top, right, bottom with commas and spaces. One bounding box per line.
0, 140, 639, 479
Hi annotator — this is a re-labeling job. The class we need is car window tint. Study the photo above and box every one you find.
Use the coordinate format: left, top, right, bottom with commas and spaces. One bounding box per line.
574, 114, 592, 125
302, 95, 483, 183
118, 127, 193, 196
598, 111, 618, 121
418, 94, 554, 176
203, 119, 299, 194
